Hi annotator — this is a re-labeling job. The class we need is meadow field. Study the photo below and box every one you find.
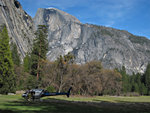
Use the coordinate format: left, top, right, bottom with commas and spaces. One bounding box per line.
0, 95, 150, 113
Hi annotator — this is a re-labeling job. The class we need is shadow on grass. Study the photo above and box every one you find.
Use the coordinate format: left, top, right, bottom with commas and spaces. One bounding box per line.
1, 98, 150, 113
0, 110, 15, 113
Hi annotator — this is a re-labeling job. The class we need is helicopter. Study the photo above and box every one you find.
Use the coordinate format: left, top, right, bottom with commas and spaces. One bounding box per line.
22, 87, 72, 101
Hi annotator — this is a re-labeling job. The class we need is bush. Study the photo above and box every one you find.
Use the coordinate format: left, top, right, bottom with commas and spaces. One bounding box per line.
121, 92, 140, 97
25, 75, 37, 89
46, 86, 56, 92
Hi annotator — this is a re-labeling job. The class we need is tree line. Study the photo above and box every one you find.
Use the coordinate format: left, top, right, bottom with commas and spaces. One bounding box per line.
117, 65, 150, 95
0, 24, 150, 96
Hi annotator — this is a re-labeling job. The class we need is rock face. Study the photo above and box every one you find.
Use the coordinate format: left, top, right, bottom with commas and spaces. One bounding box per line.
34, 8, 150, 74
34, 8, 81, 60
0, 0, 150, 74
0, 0, 35, 60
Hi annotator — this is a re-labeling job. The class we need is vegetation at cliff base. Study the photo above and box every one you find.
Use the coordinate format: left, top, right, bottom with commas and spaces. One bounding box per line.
30, 25, 48, 80
117, 66, 149, 96
11, 42, 20, 66
0, 25, 150, 97
0, 25, 16, 94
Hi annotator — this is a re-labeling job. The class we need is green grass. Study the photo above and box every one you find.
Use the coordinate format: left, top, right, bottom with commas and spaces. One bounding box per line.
0, 95, 150, 113
49, 95, 150, 103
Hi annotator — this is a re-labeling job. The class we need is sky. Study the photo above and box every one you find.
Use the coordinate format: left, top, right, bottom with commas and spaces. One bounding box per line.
18, 0, 150, 39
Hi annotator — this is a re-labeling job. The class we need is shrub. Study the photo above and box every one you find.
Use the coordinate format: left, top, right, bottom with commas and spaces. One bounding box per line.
46, 86, 56, 92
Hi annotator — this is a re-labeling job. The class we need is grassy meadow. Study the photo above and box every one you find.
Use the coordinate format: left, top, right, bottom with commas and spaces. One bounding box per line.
0, 95, 150, 113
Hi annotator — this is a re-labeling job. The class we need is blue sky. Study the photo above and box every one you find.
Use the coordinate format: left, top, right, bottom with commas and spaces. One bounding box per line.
18, 0, 150, 39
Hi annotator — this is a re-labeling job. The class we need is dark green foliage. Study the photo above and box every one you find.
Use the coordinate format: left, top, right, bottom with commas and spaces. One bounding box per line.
130, 73, 141, 93
119, 66, 131, 93
23, 53, 31, 72
118, 66, 148, 95
139, 83, 147, 95
46, 86, 56, 92
129, 34, 150, 45
143, 64, 150, 94
33, 25, 48, 60
14, 65, 33, 90
11, 43, 20, 66
25, 75, 37, 89
30, 25, 48, 79
0, 25, 16, 94
100, 29, 114, 37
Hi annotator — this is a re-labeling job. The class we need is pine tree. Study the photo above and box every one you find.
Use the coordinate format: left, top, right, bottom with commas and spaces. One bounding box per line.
120, 66, 130, 93
0, 25, 16, 94
11, 43, 20, 66
30, 25, 48, 80
143, 64, 150, 94
139, 83, 147, 95
23, 53, 31, 72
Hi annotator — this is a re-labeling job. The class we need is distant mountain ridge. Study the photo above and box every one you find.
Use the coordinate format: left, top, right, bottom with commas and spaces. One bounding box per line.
0, 0, 150, 74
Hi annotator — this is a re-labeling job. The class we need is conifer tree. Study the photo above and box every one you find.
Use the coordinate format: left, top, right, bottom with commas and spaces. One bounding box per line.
23, 53, 31, 72
119, 66, 132, 93
11, 43, 20, 66
0, 25, 16, 94
143, 64, 150, 94
30, 25, 48, 80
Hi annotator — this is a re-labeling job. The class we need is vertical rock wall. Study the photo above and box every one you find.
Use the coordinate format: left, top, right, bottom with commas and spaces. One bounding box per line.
0, 0, 35, 60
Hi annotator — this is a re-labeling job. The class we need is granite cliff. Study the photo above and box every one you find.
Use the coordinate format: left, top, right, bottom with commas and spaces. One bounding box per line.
34, 8, 150, 74
0, 0, 150, 74
0, 0, 35, 60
